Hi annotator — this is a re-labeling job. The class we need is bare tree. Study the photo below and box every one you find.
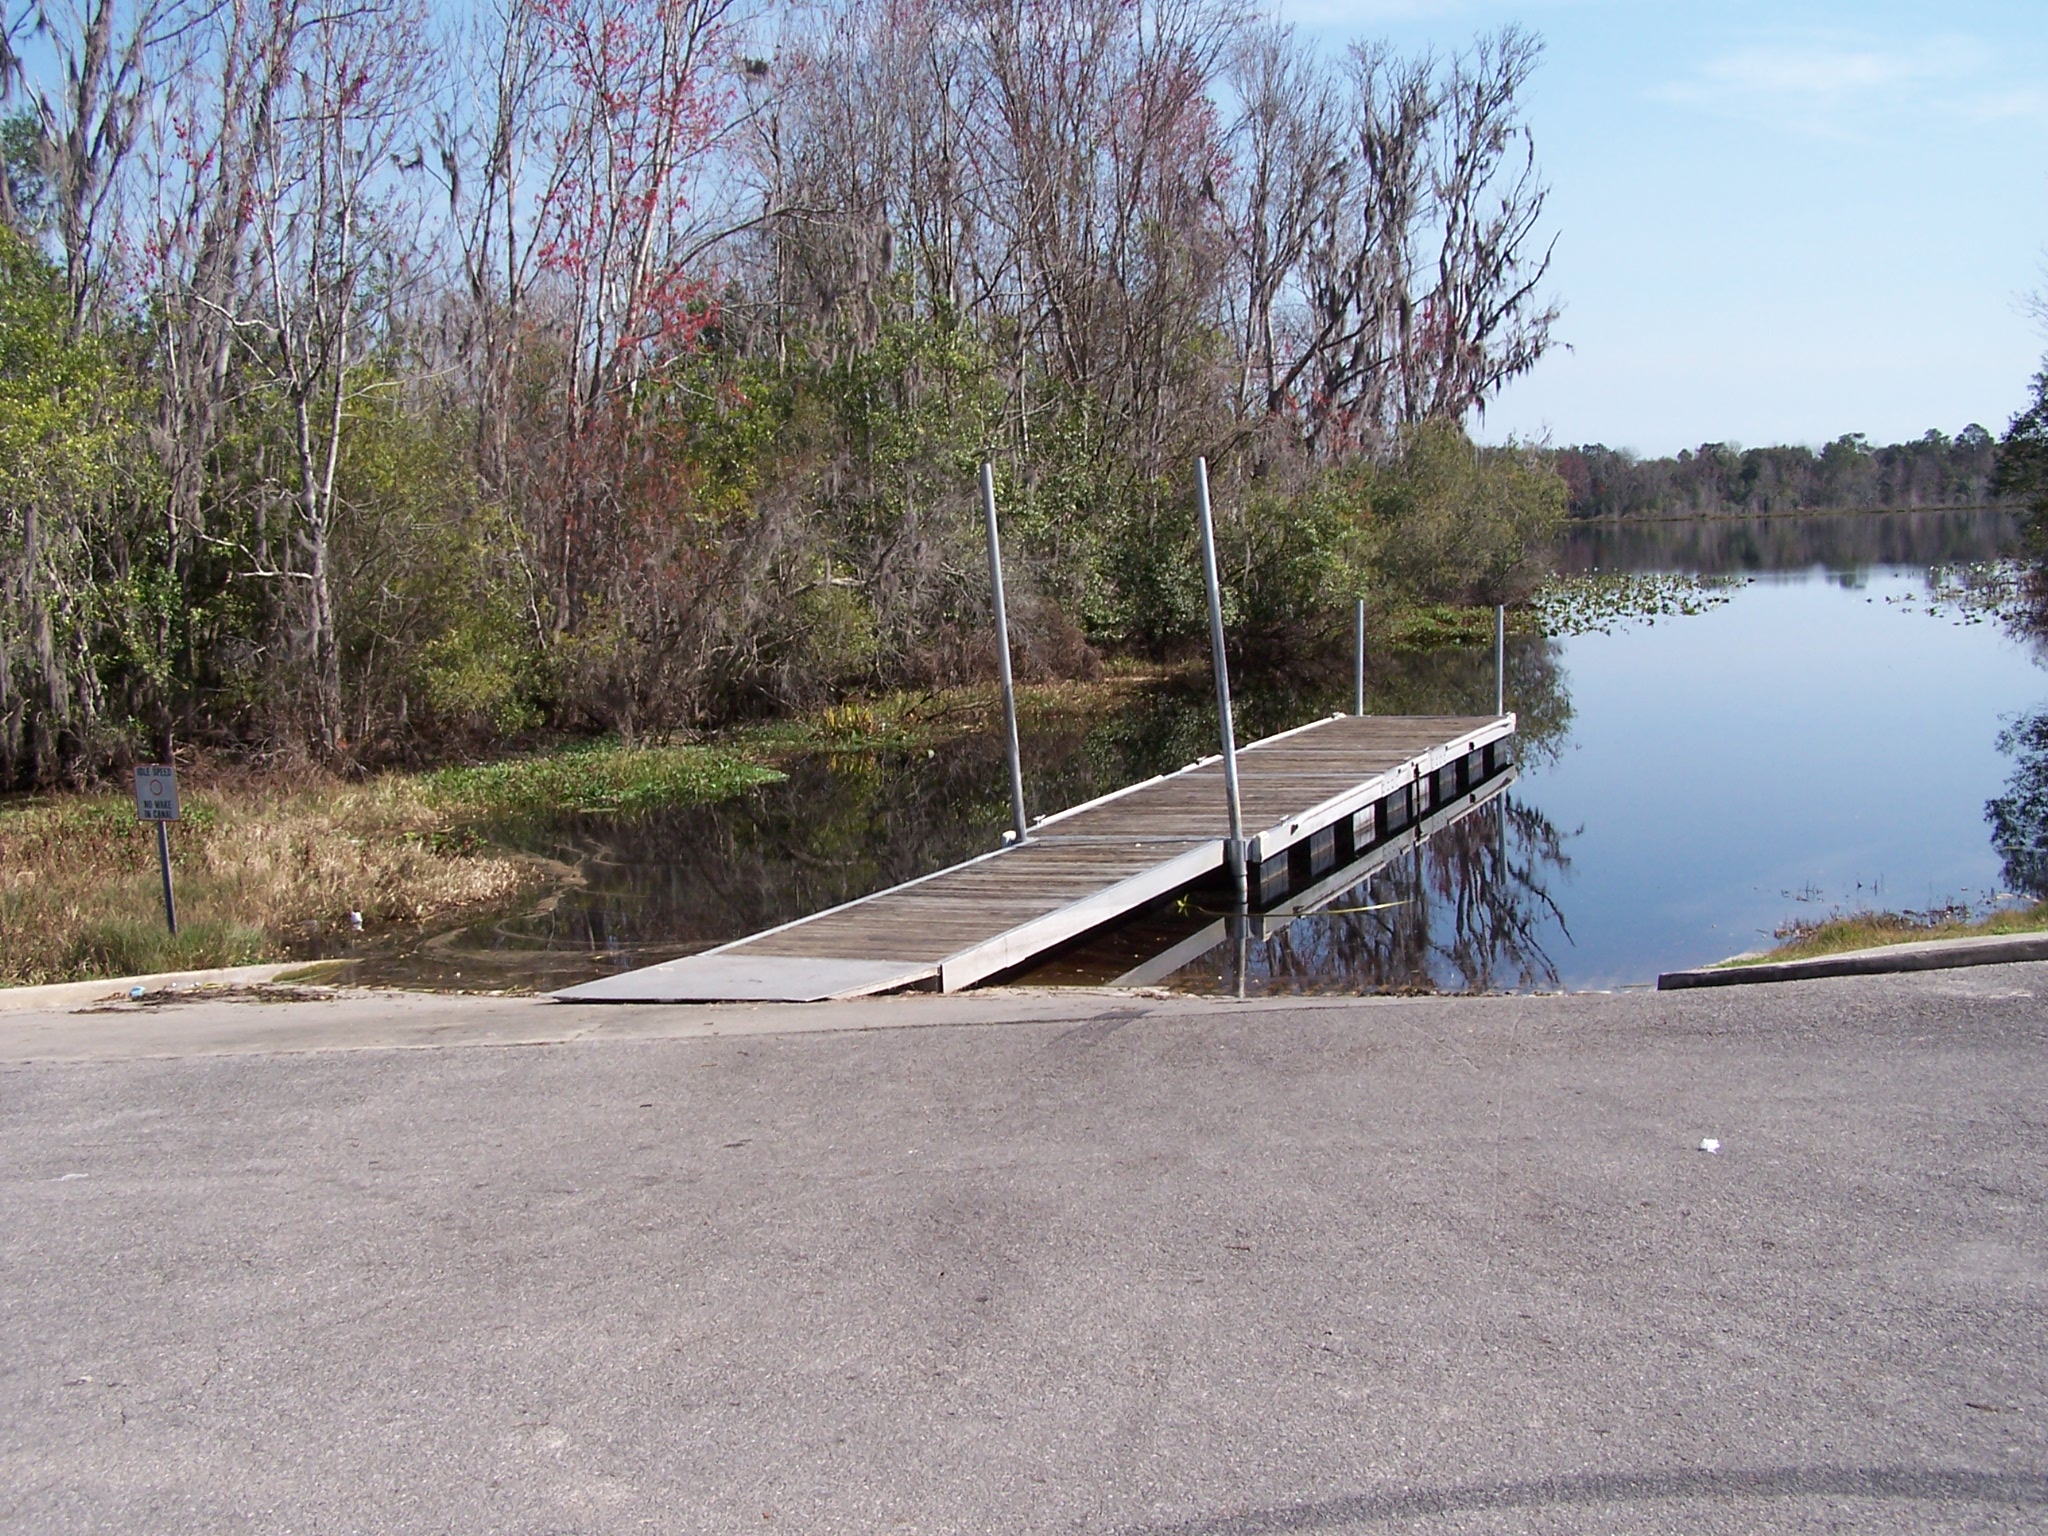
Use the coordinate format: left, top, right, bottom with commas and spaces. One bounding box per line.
141, 0, 304, 599
436, 0, 553, 496
969, 0, 1236, 472
248, 0, 432, 755
1224, 26, 1555, 453
1219, 22, 1341, 417
1407, 26, 1557, 425
28, 0, 221, 332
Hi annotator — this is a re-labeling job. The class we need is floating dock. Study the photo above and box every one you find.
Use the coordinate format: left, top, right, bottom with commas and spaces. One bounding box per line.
556, 712, 1516, 1003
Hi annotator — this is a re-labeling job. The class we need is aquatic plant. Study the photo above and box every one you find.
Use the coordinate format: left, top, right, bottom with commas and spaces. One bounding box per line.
1532, 571, 1746, 636
427, 743, 782, 821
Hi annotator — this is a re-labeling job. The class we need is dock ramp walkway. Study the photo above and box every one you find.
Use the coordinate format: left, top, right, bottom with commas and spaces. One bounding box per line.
557, 712, 1515, 1002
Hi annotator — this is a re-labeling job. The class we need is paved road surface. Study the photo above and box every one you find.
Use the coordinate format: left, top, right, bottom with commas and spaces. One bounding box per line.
3, 971, 2046, 1533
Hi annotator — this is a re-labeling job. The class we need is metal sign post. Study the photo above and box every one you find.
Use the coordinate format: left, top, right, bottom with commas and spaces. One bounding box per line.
979, 462, 1030, 845
134, 764, 180, 935
1194, 458, 1246, 905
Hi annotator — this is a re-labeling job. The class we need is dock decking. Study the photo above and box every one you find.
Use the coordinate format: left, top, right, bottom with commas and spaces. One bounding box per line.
557, 712, 1516, 1002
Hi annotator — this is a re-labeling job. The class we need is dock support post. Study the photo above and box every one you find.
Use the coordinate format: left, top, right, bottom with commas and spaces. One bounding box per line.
1194, 457, 1247, 904
1495, 603, 1505, 716
1354, 598, 1366, 716
980, 462, 1029, 845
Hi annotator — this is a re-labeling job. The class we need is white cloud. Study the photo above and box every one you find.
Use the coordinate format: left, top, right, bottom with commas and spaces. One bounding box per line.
1965, 87, 2048, 123
1653, 33, 2005, 137
1699, 44, 1923, 97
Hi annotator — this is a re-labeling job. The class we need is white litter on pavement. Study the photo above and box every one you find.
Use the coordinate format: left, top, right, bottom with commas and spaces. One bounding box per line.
1699, 1138, 1722, 1154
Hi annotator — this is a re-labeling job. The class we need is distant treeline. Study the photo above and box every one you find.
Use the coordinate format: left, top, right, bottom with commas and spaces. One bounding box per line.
1550, 429, 2001, 520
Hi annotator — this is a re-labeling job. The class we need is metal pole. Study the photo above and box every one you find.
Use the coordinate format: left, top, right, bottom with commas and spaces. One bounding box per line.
980, 462, 1029, 845
155, 818, 178, 936
1495, 603, 1505, 716
1195, 457, 1246, 905
1354, 598, 1366, 716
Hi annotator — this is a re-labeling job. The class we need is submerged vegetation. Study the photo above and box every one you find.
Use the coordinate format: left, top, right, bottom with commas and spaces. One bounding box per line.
428, 745, 782, 825
1532, 572, 1745, 637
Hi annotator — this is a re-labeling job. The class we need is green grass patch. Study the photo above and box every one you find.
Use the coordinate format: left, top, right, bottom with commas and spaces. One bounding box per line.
734, 679, 1154, 759
63, 916, 276, 980
1380, 603, 1518, 653
427, 741, 783, 821
1728, 902, 2048, 966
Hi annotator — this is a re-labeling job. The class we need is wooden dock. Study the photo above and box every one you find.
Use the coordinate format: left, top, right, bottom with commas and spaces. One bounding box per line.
1108, 758, 1518, 989
557, 712, 1516, 1002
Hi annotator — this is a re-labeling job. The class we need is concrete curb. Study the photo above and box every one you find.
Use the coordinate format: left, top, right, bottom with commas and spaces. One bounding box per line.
0, 962, 295, 1012
1657, 931, 2048, 990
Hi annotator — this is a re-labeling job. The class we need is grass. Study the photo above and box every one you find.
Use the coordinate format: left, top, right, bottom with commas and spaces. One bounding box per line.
731, 676, 1161, 758
0, 741, 782, 989
1728, 903, 2048, 966
428, 741, 780, 821
1379, 603, 1533, 652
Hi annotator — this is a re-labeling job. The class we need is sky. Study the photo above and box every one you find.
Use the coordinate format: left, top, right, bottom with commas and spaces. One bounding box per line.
1278, 0, 2048, 456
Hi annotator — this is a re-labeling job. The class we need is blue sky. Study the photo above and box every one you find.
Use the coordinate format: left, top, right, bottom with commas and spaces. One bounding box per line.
1279, 0, 2048, 455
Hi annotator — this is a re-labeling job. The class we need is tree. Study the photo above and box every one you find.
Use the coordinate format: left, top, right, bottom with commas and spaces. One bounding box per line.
1988, 709, 2048, 902
244, 0, 432, 756
1994, 365, 2048, 539
0, 227, 134, 782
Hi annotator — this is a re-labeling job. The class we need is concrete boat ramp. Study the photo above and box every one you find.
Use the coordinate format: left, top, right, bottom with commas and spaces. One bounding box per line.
558, 711, 1517, 1003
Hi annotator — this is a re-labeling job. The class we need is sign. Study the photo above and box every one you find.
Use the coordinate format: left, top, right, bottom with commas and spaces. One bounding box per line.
134, 764, 180, 822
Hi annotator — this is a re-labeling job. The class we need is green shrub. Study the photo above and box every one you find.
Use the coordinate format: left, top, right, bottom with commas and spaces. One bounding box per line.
1356, 421, 1566, 607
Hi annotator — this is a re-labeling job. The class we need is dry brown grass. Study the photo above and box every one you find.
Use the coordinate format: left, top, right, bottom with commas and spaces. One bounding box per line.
0, 769, 547, 987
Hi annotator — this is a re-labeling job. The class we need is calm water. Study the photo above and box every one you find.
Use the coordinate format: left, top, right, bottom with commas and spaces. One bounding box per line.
346, 506, 2044, 995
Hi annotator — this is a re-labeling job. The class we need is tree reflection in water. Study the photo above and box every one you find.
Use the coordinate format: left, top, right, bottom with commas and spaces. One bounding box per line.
1159, 793, 1569, 997
1560, 505, 2018, 578
1988, 711, 2048, 901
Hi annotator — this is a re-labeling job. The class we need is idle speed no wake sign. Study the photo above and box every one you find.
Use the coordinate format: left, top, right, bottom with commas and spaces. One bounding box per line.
134, 765, 180, 822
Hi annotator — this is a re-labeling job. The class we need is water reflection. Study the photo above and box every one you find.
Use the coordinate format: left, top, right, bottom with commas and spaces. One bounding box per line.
1562, 505, 2017, 577
1253, 795, 1569, 995
1988, 711, 2048, 901
1032, 792, 1570, 996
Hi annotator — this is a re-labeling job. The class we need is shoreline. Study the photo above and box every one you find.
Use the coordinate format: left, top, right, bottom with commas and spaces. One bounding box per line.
1563, 500, 2009, 529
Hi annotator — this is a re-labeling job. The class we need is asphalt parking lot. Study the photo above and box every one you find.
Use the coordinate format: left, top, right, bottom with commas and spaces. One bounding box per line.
3, 969, 2045, 1533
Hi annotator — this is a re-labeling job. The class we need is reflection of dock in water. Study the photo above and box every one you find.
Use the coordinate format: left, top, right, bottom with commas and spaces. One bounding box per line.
1108, 762, 1517, 989
556, 712, 1517, 1003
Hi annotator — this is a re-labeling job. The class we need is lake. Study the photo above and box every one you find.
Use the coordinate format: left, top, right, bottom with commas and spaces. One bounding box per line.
348, 506, 2044, 995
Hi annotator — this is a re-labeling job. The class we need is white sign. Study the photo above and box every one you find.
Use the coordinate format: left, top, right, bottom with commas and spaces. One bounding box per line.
134, 765, 180, 822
